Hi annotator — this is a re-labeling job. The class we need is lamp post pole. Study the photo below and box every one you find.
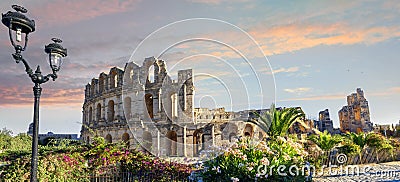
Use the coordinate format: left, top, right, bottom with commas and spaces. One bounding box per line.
31, 82, 41, 181
1, 5, 68, 182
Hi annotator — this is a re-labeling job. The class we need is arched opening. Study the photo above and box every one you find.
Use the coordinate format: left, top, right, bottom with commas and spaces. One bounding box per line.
222, 123, 238, 141
105, 134, 112, 143
130, 70, 134, 82
89, 107, 93, 123
166, 131, 178, 156
148, 65, 155, 83
107, 100, 115, 122
99, 76, 105, 93
179, 84, 187, 111
124, 97, 132, 120
244, 124, 253, 137
258, 131, 264, 140
171, 93, 178, 118
86, 136, 90, 144
193, 129, 203, 157
110, 71, 118, 89
114, 74, 118, 88
229, 133, 237, 142
96, 103, 102, 122
122, 133, 130, 146
145, 94, 153, 118
142, 131, 152, 153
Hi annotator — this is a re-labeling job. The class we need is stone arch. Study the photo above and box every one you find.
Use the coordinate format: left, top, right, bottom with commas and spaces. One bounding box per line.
129, 70, 134, 82
91, 79, 98, 96
86, 136, 90, 145
89, 107, 93, 123
148, 64, 155, 83
193, 129, 203, 156
143, 57, 159, 84
166, 131, 178, 156
96, 103, 102, 121
244, 124, 254, 137
105, 134, 112, 143
258, 131, 264, 140
123, 63, 136, 86
110, 69, 118, 89
179, 83, 187, 111
124, 97, 132, 120
142, 131, 152, 153
122, 132, 130, 146
222, 123, 238, 140
229, 132, 237, 142
107, 100, 115, 122
99, 73, 107, 93
145, 94, 154, 118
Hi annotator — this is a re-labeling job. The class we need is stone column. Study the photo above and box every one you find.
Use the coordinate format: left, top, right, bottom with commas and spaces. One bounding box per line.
212, 125, 215, 146
183, 125, 187, 157
153, 91, 159, 115
117, 95, 122, 121
102, 98, 106, 121
157, 130, 160, 157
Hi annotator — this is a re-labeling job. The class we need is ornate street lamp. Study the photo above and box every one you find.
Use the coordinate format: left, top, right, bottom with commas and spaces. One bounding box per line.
2, 5, 67, 182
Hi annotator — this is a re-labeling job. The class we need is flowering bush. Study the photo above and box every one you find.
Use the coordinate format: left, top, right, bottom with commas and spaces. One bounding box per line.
200, 137, 308, 181
0, 136, 193, 181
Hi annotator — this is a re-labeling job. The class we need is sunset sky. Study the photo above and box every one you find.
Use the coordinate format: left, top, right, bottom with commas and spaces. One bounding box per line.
0, 0, 399, 135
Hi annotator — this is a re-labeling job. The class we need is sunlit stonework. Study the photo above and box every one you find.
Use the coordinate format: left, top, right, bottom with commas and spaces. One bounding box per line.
80, 57, 264, 158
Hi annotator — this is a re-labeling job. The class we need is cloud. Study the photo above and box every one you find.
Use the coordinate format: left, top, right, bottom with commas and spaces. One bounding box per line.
187, 0, 248, 5
280, 87, 400, 102
369, 87, 400, 97
29, 0, 141, 26
0, 85, 83, 107
279, 94, 344, 102
250, 23, 400, 55
272, 67, 299, 74
284, 87, 312, 94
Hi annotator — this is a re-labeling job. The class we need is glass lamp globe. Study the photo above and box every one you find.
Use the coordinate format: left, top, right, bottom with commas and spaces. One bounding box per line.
49, 52, 63, 72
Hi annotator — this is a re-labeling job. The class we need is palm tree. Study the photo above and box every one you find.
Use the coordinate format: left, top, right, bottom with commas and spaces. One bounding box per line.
345, 132, 368, 164
248, 104, 305, 138
365, 132, 394, 163
309, 130, 342, 153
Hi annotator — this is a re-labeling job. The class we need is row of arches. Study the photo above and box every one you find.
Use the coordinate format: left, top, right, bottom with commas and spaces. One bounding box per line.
85, 91, 181, 124
89, 124, 259, 157
87, 100, 116, 123
86, 70, 122, 99
123, 92, 180, 121
140, 130, 205, 157
104, 133, 130, 145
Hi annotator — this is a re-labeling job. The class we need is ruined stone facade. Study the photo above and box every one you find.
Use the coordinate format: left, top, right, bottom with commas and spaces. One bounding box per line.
338, 88, 373, 133
80, 57, 262, 158
314, 109, 334, 133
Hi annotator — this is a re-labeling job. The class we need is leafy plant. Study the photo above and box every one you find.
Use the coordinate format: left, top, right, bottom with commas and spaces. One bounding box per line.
248, 104, 306, 138
0, 135, 193, 181
201, 137, 308, 181
366, 133, 394, 163
308, 131, 342, 152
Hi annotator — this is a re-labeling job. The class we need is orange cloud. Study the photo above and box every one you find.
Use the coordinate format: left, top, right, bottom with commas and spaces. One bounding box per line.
0, 86, 83, 107
170, 21, 400, 61
250, 23, 400, 55
279, 87, 400, 102
30, 0, 141, 26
